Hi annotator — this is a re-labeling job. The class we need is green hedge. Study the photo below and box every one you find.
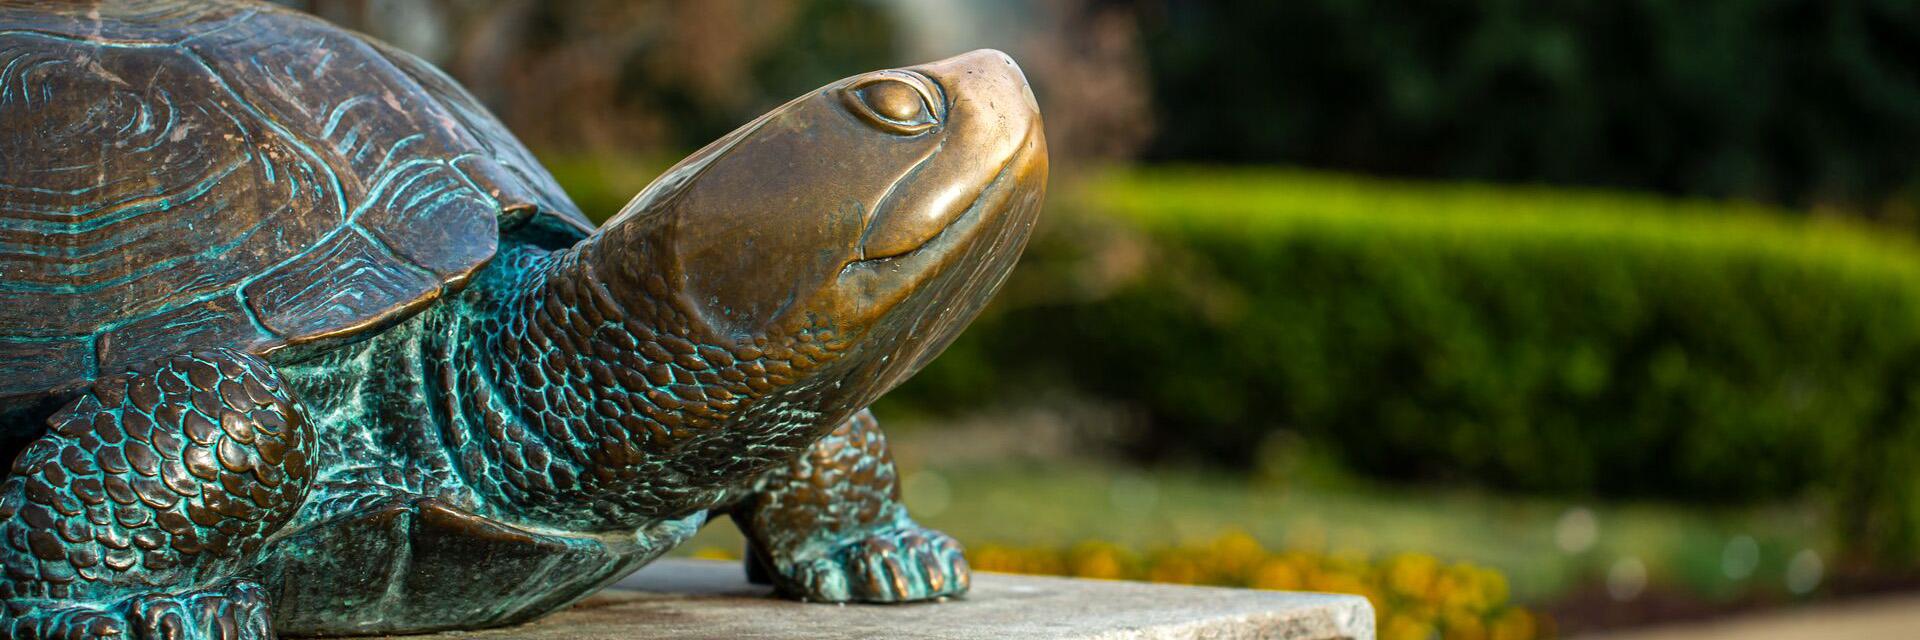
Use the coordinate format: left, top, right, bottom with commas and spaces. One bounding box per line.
548, 160, 1920, 559
887, 168, 1920, 560
1140, 2, 1920, 212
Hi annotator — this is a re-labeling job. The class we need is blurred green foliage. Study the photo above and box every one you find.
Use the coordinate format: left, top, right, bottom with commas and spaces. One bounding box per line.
677, 456, 1835, 609
1140, 1, 1920, 214
546, 155, 1920, 560
699, 528, 1549, 640
640, 0, 902, 151
887, 168, 1920, 561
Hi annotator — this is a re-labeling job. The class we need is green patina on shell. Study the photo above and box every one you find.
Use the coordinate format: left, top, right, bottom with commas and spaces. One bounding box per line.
0, 2, 1046, 636
0, 0, 590, 423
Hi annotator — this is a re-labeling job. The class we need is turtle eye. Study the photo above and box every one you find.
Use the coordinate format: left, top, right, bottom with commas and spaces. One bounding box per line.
845, 72, 940, 134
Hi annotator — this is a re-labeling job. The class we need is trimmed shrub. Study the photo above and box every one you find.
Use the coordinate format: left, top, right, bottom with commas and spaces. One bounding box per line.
548, 159, 1920, 559
891, 168, 1920, 559
1139, 2, 1920, 213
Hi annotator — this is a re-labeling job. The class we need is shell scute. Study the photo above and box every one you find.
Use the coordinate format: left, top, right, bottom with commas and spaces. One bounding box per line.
351, 161, 500, 277
183, 15, 506, 278
0, 338, 91, 399
0, 1, 586, 414
98, 297, 254, 379
240, 230, 442, 342
0, 30, 344, 331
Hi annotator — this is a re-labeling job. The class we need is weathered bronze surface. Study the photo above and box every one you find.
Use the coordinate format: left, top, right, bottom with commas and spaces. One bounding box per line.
0, 1, 1046, 637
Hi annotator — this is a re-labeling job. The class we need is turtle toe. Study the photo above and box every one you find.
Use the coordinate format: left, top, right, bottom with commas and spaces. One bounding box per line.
777, 525, 970, 603
1, 605, 127, 640
124, 580, 273, 640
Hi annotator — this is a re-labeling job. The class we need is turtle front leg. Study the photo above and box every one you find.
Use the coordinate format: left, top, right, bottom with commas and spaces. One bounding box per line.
728, 409, 968, 603
0, 349, 313, 640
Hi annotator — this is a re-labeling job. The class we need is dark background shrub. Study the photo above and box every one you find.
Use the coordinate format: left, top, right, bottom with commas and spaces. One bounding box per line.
1139, 1, 1920, 216
887, 168, 1920, 559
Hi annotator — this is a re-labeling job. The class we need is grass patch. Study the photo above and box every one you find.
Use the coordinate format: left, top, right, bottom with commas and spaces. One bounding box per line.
892, 167, 1920, 560
677, 451, 1831, 605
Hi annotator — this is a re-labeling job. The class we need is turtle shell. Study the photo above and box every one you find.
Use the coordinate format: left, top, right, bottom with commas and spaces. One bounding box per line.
0, 0, 594, 413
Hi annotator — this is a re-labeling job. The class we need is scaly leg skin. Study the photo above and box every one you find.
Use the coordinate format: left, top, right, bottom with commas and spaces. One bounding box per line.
730, 409, 968, 603
0, 349, 314, 640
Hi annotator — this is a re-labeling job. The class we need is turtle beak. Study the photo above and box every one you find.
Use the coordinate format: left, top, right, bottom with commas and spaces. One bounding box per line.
594, 48, 1044, 347
856, 50, 1044, 261
836, 49, 1047, 322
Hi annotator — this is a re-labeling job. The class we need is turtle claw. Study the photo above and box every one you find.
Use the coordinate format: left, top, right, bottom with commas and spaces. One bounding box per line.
784, 525, 970, 603
123, 581, 273, 640
3, 606, 127, 640
734, 410, 972, 604
2, 582, 270, 640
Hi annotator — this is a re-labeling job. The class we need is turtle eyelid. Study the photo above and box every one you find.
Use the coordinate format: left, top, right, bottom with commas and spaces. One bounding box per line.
843, 71, 943, 135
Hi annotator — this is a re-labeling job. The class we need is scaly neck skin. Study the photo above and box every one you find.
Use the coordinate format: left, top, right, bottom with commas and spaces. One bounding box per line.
436, 235, 856, 532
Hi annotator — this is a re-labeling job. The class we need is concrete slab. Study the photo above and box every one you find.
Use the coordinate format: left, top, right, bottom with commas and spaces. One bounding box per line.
396, 559, 1375, 639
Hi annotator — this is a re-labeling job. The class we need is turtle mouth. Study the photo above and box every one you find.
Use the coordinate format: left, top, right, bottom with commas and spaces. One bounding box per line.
831, 123, 1044, 331
845, 125, 1043, 270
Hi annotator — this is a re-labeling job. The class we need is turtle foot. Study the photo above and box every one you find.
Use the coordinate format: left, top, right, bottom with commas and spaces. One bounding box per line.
2, 605, 127, 640
3, 582, 271, 640
781, 525, 970, 603
732, 409, 972, 604
122, 581, 274, 640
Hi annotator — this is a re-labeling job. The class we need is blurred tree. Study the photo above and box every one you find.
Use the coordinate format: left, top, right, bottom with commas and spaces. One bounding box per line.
288, 1, 1920, 214
1016, 0, 1155, 163
1136, 0, 1920, 218
288, 0, 1155, 170
293, 0, 901, 155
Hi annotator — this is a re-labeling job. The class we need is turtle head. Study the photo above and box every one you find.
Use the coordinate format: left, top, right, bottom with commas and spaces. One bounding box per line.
591, 50, 1046, 412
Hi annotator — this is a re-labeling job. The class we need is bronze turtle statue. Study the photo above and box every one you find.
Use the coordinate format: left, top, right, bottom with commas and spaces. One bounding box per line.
0, 1, 1046, 637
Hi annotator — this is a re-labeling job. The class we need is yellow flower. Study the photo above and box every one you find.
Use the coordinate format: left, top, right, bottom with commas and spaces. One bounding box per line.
1489, 608, 1538, 640
1147, 554, 1206, 584
1381, 612, 1437, 640
957, 535, 1541, 640
1386, 553, 1441, 600
1204, 530, 1268, 579
690, 546, 739, 561
1068, 541, 1133, 580
1442, 610, 1488, 640
1250, 558, 1304, 590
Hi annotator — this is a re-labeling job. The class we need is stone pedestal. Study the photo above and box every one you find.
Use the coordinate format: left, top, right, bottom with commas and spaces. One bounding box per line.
402, 559, 1375, 639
